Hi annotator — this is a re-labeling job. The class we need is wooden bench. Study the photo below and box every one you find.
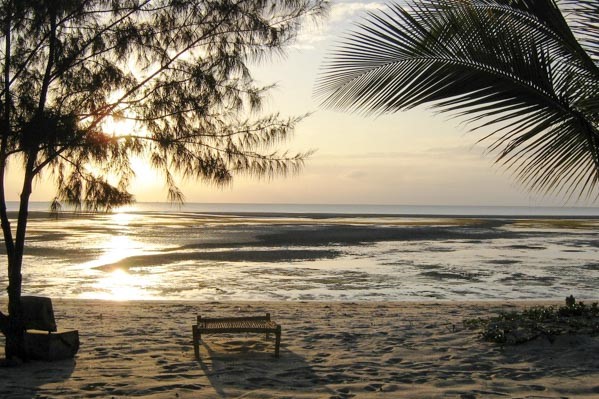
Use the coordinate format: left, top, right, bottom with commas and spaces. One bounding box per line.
192, 313, 281, 358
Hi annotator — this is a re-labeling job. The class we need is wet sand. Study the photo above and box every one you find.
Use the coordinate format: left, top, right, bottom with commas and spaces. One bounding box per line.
1, 299, 599, 398
3, 211, 599, 301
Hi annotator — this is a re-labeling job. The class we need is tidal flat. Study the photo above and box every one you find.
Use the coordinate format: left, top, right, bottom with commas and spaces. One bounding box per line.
2, 210, 599, 301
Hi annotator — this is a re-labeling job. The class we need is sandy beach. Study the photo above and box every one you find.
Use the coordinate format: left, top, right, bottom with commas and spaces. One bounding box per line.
1, 299, 599, 398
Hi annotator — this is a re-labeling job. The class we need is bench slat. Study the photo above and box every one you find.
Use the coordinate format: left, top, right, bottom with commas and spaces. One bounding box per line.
199, 320, 278, 331
198, 327, 278, 334
199, 315, 270, 323
193, 314, 281, 358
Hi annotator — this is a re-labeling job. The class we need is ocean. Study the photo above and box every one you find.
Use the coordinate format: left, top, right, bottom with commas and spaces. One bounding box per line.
10, 201, 599, 216
2, 202, 599, 301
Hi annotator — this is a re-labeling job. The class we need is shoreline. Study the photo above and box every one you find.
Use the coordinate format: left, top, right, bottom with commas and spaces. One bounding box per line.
3, 297, 595, 304
10, 209, 599, 220
8, 200, 599, 218
2, 299, 599, 398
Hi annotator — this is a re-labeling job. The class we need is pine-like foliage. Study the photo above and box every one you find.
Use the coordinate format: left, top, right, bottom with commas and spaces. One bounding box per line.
316, 0, 599, 199
0, 0, 327, 359
1, 0, 327, 210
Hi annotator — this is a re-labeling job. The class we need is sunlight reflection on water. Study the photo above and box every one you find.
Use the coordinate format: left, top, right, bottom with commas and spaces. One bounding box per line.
11, 211, 599, 301
100, 235, 141, 262
81, 268, 159, 301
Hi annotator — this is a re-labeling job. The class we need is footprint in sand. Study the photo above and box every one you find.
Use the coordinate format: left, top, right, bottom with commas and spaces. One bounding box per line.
363, 383, 383, 392
329, 386, 356, 399
384, 357, 403, 365
312, 352, 331, 363
81, 382, 107, 391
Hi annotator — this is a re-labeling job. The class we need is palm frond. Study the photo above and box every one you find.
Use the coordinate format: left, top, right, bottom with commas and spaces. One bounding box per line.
316, 0, 599, 199
559, 0, 599, 66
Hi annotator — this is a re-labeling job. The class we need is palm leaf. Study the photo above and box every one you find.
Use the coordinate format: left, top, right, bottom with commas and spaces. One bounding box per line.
559, 0, 599, 66
316, 0, 599, 199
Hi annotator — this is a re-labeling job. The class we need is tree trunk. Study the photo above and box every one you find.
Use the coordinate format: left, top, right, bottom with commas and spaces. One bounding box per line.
2, 152, 36, 361
0, 0, 23, 362
0, 311, 8, 335
3, 235, 27, 361
2, 3, 51, 361
2, 209, 32, 360
4, 303, 25, 361
1, 251, 26, 361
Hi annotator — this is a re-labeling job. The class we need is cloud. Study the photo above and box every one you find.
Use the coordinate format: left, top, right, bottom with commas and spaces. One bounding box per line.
291, 30, 331, 50
315, 146, 483, 161
345, 170, 369, 179
314, 151, 416, 160
291, 1, 387, 50
330, 1, 386, 22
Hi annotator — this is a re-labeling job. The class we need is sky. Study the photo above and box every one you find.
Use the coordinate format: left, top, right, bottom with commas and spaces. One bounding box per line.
6, 1, 593, 207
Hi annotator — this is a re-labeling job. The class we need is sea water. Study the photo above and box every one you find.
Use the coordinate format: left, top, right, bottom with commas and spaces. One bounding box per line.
9, 201, 599, 216
2, 202, 599, 301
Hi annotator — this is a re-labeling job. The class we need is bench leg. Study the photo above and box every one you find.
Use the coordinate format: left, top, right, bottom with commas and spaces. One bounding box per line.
274, 326, 281, 358
192, 325, 200, 360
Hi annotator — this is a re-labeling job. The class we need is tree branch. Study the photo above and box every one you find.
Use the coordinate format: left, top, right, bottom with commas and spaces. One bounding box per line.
85, 3, 235, 131
37, 11, 58, 113
0, 4, 15, 262
49, 0, 152, 83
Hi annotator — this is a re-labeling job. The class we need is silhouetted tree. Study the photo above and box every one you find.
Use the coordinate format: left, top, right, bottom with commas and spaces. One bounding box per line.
317, 0, 599, 198
0, 0, 327, 360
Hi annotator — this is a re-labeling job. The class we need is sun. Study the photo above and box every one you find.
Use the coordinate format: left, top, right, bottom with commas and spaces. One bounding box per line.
101, 89, 144, 138
102, 115, 138, 138
100, 111, 163, 193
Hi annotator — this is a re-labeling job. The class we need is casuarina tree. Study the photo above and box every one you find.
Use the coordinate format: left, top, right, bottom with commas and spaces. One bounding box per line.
317, 0, 599, 198
0, 0, 328, 360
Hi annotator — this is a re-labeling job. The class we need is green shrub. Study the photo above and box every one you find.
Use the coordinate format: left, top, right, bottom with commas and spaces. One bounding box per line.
464, 299, 599, 344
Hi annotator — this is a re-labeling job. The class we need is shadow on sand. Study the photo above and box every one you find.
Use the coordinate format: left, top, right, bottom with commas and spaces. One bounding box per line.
493, 333, 599, 382
0, 357, 76, 398
197, 336, 335, 398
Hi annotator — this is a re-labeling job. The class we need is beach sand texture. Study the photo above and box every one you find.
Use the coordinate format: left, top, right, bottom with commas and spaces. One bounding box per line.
1, 300, 599, 398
